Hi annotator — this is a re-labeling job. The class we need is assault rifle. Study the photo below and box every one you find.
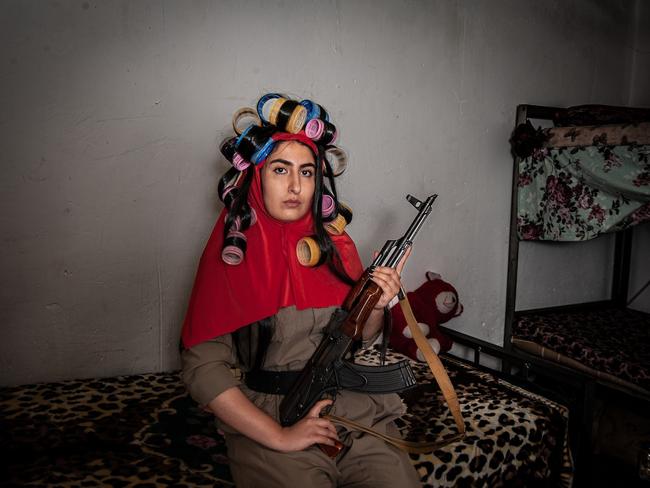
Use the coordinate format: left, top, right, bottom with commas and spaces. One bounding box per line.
279, 194, 438, 434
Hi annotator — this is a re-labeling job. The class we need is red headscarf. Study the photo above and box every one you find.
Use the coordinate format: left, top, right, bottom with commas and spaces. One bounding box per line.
181, 135, 363, 349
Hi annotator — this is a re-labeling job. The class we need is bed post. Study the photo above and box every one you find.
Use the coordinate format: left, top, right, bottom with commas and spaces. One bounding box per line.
503, 105, 529, 357
612, 228, 633, 307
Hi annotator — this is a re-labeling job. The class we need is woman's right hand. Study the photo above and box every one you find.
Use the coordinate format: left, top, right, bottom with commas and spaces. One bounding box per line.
274, 399, 339, 452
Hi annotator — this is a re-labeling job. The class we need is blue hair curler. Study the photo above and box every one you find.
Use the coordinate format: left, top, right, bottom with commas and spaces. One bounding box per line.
257, 93, 284, 123
300, 99, 329, 122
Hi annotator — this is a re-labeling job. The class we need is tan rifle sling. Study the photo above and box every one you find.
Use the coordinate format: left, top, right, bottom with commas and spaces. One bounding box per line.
324, 291, 465, 454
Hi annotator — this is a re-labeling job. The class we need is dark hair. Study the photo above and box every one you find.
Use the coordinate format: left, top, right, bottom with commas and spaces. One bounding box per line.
232, 317, 274, 371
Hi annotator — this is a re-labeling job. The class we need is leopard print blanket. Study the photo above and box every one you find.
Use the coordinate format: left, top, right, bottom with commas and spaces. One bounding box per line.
513, 307, 650, 393
1, 349, 572, 487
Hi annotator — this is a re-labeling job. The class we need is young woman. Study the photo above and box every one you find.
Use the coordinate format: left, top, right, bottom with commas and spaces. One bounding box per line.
181, 95, 420, 487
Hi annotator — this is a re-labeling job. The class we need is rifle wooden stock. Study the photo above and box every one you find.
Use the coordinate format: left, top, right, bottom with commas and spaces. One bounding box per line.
340, 271, 383, 340
342, 271, 370, 310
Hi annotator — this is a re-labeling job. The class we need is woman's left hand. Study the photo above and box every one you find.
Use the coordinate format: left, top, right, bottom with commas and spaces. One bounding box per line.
369, 246, 412, 310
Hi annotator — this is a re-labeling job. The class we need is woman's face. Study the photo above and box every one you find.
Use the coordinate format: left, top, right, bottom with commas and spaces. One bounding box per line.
261, 141, 316, 222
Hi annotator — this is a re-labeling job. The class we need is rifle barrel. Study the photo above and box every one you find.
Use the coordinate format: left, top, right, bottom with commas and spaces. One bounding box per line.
384, 194, 437, 268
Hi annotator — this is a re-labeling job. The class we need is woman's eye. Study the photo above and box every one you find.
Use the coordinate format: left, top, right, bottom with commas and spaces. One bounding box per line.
301, 169, 314, 177
273, 167, 287, 175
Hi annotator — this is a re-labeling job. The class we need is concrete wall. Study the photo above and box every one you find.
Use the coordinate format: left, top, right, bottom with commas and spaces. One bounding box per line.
630, 0, 650, 107
515, 0, 649, 314
0, 0, 644, 386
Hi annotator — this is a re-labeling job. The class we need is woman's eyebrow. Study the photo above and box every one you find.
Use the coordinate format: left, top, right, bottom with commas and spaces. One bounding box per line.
268, 159, 316, 168
268, 158, 293, 166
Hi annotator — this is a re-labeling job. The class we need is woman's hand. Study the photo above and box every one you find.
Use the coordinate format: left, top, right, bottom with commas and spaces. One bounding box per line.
275, 399, 339, 452
370, 246, 412, 310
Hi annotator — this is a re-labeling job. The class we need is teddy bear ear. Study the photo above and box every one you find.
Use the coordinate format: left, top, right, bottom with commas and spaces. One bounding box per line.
426, 271, 441, 281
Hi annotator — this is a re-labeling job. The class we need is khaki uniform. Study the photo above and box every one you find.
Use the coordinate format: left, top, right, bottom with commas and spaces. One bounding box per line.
182, 306, 420, 488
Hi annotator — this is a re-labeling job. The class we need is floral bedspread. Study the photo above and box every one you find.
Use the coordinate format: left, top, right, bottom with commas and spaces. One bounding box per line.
517, 144, 650, 240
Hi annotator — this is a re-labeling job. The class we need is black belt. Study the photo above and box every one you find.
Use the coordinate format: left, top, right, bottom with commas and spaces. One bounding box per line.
244, 360, 417, 396
244, 370, 301, 395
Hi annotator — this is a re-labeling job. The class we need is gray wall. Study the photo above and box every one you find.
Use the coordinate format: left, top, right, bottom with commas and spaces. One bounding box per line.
628, 0, 650, 313
515, 0, 649, 314
0, 0, 646, 386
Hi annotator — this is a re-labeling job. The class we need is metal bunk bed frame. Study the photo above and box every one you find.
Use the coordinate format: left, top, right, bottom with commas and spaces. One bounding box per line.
499, 103, 645, 487
504, 103, 634, 352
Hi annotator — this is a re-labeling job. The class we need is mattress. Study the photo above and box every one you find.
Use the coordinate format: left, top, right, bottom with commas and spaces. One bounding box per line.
512, 306, 650, 395
1, 348, 573, 487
